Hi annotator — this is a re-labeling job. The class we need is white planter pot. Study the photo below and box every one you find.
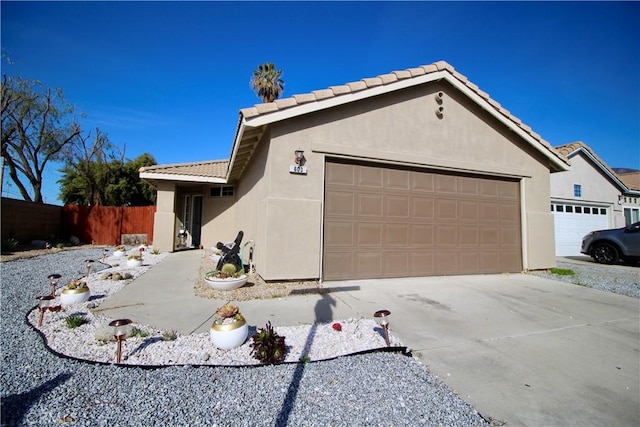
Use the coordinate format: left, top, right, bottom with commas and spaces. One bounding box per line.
210, 319, 248, 350
204, 274, 247, 291
60, 287, 90, 306
126, 259, 143, 268
113, 250, 126, 258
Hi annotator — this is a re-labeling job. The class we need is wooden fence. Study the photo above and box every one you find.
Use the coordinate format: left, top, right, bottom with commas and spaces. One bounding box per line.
1, 198, 155, 246
62, 205, 156, 245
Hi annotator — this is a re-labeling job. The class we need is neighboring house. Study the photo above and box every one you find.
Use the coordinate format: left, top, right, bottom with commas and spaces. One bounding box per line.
617, 171, 640, 225
551, 142, 640, 256
140, 60, 570, 282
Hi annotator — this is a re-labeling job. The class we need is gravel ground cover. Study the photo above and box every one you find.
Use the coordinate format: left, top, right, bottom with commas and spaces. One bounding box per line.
527, 261, 639, 299
1, 248, 488, 426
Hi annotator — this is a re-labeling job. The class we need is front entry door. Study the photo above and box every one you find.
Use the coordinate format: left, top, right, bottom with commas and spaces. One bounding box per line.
183, 194, 203, 247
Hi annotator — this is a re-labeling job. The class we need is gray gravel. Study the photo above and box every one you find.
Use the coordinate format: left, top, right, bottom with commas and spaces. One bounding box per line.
1, 249, 488, 427
528, 261, 639, 299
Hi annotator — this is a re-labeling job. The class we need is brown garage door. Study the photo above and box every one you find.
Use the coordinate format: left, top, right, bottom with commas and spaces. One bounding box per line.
323, 159, 522, 280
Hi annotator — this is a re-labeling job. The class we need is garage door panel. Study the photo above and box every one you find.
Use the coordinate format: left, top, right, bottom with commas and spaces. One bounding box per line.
385, 195, 410, 218
436, 225, 457, 246
499, 181, 519, 200
459, 226, 479, 246
386, 169, 410, 190
384, 253, 410, 276
412, 225, 434, 245
384, 224, 409, 246
436, 199, 457, 219
326, 163, 355, 186
326, 191, 355, 216
325, 222, 354, 246
357, 166, 383, 188
324, 160, 522, 280
480, 203, 499, 222
435, 252, 459, 274
500, 227, 520, 246
356, 253, 382, 277
479, 251, 500, 272
499, 204, 519, 222
412, 197, 435, 218
436, 175, 457, 193
324, 253, 354, 278
411, 173, 434, 192
357, 194, 383, 217
459, 252, 479, 272
411, 253, 435, 275
458, 176, 479, 195
479, 180, 499, 197
459, 200, 479, 221
356, 223, 382, 245
480, 227, 499, 245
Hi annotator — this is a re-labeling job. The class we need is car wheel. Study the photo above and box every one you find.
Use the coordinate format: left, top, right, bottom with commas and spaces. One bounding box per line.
592, 242, 620, 264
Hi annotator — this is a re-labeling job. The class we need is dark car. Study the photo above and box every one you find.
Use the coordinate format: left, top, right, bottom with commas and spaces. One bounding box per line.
581, 222, 640, 264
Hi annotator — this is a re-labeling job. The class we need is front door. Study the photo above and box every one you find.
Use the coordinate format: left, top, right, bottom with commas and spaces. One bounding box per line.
183, 194, 203, 247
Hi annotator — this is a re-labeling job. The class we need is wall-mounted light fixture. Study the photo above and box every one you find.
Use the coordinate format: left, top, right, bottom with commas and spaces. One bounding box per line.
294, 150, 305, 166
435, 91, 444, 104
435, 106, 444, 119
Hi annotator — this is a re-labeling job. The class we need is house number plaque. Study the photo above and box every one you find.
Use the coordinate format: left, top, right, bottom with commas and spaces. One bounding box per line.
289, 165, 307, 175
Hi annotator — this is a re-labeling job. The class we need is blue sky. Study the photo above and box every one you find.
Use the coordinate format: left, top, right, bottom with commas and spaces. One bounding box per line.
2, 1, 639, 205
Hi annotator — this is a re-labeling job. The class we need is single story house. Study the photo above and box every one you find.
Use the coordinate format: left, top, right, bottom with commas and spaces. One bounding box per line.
551, 142, 640, 256
140, 60, 570, 282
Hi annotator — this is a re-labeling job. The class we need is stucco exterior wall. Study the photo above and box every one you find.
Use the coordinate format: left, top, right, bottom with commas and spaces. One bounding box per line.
550, 152, 623, 227
243, 81, 557, 280
152, 182, 176, 252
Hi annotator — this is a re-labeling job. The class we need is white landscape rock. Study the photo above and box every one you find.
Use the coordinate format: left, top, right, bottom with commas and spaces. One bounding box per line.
29, 251, 402, 366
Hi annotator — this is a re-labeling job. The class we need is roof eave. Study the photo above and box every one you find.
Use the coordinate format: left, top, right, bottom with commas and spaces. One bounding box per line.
139, 172, 227, 184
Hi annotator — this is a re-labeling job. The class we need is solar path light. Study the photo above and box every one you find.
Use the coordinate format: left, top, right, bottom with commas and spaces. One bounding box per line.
109, 319, 132, 364
48, 273, 61, 297
373, 309, 391, 347
84, 259, 94, 278
37, 295, 55, 327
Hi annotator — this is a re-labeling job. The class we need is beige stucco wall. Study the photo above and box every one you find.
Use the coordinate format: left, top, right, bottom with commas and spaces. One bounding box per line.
227, 81, 558, 280
152, 182, 177, 252
550, 151, 623, 227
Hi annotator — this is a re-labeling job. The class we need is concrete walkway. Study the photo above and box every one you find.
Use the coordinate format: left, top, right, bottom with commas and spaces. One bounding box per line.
95, 250, 640, 426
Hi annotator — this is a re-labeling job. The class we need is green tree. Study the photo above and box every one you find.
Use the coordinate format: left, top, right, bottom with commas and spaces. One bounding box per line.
249, 62, 284, 103
59, 152, 156, 206
1, 75, 81, 202
106, 153, 157, 206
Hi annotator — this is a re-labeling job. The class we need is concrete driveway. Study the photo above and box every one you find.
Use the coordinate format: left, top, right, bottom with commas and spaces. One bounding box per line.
328, 272, 640, 426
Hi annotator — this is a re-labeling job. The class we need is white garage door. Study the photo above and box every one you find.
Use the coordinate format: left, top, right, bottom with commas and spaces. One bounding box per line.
553, 203, 609, 256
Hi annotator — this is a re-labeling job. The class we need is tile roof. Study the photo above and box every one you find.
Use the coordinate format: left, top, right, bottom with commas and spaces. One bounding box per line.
618, 172, 640, 191
139, 160, 229, 179
233, 60, 569, 177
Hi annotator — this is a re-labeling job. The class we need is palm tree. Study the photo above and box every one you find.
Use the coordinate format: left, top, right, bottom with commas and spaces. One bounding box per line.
250, 62, 284, 103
